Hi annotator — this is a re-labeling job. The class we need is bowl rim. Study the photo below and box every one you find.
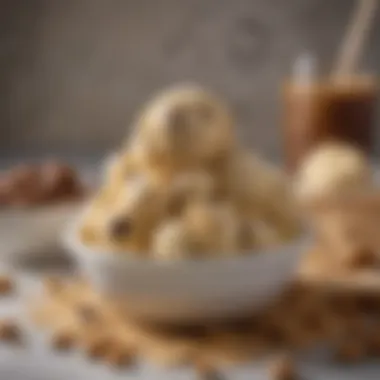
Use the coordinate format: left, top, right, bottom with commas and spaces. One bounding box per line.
62, 211, 310, 269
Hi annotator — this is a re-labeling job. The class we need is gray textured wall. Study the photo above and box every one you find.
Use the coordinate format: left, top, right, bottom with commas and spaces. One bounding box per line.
1, 0, 379, 159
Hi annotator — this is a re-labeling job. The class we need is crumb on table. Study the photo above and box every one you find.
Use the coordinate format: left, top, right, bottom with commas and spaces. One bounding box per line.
0, 275, 14, 296
0, 319, 22, 343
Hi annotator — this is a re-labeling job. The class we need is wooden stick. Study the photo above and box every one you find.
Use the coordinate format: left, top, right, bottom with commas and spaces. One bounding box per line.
333, 0, 378, 79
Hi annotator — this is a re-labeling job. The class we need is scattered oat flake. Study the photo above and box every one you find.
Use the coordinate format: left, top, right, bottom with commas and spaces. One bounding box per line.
106, 345, 136, 368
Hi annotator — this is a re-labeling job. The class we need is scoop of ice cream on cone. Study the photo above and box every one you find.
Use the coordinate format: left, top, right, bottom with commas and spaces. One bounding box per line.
294, 142, 372, 204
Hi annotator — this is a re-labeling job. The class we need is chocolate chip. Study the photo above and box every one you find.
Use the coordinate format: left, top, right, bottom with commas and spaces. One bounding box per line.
51, 328, 77, 351
0, 320, 22, 343
109, 218, 132, 239
0, 275, 14, 296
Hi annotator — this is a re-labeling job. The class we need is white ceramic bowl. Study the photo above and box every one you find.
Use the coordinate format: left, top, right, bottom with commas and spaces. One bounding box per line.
0, 202, 83, 266
63, 219, 309, 323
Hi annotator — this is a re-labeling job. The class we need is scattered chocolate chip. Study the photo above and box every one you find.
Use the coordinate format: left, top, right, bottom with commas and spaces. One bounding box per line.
51, 328, 77, 351
0, 275, 14, 295
85, 336, 111, 359
0, 320, 22, 343
106, 345, 136, 368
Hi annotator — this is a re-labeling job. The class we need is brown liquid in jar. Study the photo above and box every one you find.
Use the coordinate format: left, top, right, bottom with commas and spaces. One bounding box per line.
282, 76, 378, 173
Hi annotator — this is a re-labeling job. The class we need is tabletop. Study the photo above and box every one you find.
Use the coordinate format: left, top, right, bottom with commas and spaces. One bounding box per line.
1, 281, 380, 380
2, 269, 380, 380
0, 157, 380, 379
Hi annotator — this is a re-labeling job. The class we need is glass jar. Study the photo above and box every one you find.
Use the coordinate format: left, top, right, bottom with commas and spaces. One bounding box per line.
282, 54, 378, 173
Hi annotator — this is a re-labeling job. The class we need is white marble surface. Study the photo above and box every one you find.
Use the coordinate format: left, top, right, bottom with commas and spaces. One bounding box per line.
0, 268, 377, 380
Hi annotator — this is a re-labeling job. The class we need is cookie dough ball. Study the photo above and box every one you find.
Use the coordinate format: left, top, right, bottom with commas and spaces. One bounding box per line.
152, 219, 196, 260
166, 171, 216, 216
106, 178, 167, 252
153, 200, 240, 260
216, 150, 271, 212
219, 149, 300, 238
294, 143, 372, 203
183, 200, 240, 256
249, 158, 301, 239
238, 219, 284, 251
80, 177, 167, 254
134, 84, 235, 177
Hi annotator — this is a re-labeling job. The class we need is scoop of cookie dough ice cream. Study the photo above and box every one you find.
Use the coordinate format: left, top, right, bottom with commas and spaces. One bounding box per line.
294, 142, 372, 203
133, 84, 235, 178
152, 219, 196, 260
165, 171, 216, 217
152, 200, 240, 260
80, 176, 167, 254
182, 200, 240, 255
237, 219, 284, 251
217, 149, 300, 238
